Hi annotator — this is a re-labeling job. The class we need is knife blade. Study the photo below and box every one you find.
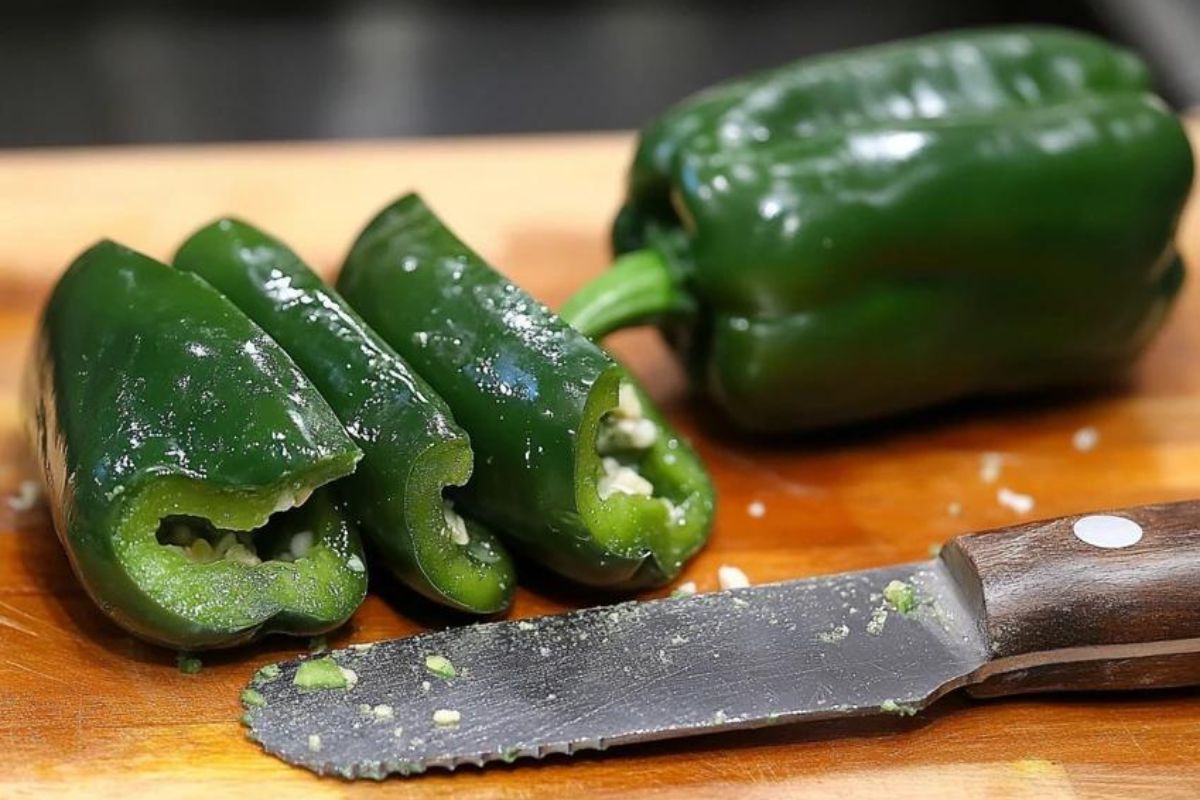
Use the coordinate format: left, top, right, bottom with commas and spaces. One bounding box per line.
243, 501, 1200, 778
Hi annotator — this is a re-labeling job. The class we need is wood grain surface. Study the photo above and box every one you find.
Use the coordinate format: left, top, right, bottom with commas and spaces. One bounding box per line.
942, 499, 1200, 658
1, 132, 1198, 799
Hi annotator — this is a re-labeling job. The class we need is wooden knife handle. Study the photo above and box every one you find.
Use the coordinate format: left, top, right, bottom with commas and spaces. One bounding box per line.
940, 500, 1200, 697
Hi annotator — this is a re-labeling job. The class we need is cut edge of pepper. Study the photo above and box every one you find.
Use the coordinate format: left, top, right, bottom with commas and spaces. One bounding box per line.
107, 455, 367, 647
574, 366, 715, 586
401, 437, 517, 615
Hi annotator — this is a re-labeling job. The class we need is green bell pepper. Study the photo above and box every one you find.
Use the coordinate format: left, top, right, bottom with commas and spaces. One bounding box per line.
24, 241, 367, 649
174, 220, 515, 613
338, 195, 715, 588
562, 27, 1194, 431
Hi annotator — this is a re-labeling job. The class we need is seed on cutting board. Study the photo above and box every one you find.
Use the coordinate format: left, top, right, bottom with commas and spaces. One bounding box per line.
979, 452, 1004, 483
997, 487, 1035, 515
1072, 426, 1100, 452
718, 565, 750, 590
6, 480, 42, 512
671, 581, 697, 599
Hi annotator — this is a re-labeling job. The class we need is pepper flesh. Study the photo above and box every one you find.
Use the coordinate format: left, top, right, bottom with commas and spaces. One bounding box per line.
174, 220, 515, 613
24, 241, 366, 649
562, 27, 1194, 432
338, 194, 715, 588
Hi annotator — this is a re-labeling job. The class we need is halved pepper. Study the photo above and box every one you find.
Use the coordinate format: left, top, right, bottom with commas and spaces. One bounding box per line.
562, 27, 1194, 431
174, 220, 515, 613
337, 194, 715, 588
24, 241, 367, 649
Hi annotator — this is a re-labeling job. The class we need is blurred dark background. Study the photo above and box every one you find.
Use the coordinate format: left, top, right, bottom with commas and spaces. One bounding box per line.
3, 0, 1199, 148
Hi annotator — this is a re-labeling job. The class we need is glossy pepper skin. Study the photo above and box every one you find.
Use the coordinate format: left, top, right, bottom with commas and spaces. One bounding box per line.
25, 241, 367, 649
175, 220, 515, 613
338, 195, 715, 588
561, 28, 1194, 432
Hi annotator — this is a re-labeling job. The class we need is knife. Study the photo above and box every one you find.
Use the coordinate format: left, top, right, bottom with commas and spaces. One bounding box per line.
242, 501, 1200, 779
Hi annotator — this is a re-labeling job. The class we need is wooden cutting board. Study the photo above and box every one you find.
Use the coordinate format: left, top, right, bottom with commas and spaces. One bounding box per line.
0, 132, 1197, 800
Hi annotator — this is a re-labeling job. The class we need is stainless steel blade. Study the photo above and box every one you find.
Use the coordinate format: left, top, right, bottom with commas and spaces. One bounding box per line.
244, 560, 987, 778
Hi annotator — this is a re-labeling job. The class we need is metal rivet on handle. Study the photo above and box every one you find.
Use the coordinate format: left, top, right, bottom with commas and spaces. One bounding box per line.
1072, 515, 1144, 549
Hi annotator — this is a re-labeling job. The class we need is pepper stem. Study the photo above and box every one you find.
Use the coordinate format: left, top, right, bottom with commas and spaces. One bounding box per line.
559, 248, 692, 339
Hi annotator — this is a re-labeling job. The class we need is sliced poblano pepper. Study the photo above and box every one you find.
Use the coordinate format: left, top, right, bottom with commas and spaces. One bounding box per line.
25, 241, 367, 649
175, 219, 515, 613
338, 194, 715, 588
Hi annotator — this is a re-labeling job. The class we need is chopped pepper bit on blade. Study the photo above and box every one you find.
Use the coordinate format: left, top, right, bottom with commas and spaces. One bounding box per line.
424, 654, 457, 680
254, 664, 282, 684
880, 699, 919, 717
432, 709, 461, 727
817, 624, 850, 644
883, 580, 918, 614
294, 656, 357, 691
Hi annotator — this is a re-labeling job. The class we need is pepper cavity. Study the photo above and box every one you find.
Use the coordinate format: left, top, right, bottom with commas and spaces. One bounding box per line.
158, 519, 262, 565
596, 383, 659, 501
156, 514, 320, 566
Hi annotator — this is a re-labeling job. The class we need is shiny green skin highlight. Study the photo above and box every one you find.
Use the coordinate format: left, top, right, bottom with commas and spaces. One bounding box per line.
564, 27, 1193, 432
24, 241, 366, 649
174, 220, 515, 613
338, 195, 715, 588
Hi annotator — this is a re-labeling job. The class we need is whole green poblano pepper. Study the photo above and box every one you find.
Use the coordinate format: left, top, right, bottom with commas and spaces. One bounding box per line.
562, 27, 1194, 431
